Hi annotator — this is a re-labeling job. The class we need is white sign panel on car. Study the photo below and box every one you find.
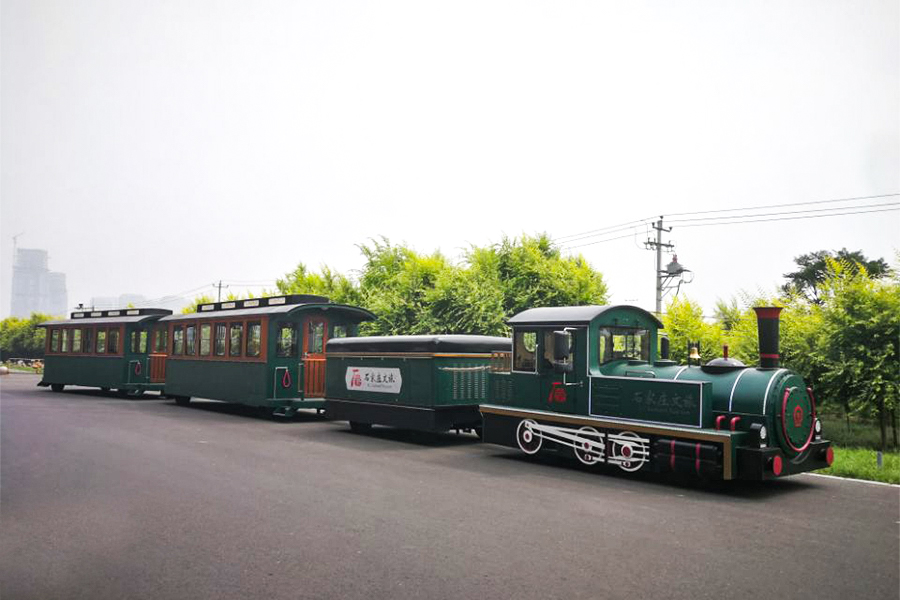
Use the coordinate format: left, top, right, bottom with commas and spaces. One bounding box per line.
345, 367, 402, 394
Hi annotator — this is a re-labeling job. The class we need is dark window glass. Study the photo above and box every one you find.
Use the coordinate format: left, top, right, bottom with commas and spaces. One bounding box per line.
246, 322, 262, 357
139, 331, 148, 353
185, 325, 196, 356
332, 325, 348, 339
108, 329, 119, 354
214, 323, 227, 356
276, 324, 297, 357
173, 327, 184, 355
131, 331, 140, 353
50, 329, 60, 353
61, 329, 70, 353
83, 328, 93, 354
229, 323, 243, 357
96, 330, 107, 354
199, 324, 212, 356
72, 329, 82, 353
513, 330, 537, 372
154, 329, 168, 353
308, 322, 324, 354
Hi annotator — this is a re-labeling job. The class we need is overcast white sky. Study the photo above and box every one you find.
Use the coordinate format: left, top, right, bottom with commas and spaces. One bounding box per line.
2, 0, 898, 319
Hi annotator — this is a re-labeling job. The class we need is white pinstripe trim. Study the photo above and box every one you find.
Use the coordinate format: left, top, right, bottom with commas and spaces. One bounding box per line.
728, 368, 751, 411
762, 368, 787, 414
672, 366, 689, 380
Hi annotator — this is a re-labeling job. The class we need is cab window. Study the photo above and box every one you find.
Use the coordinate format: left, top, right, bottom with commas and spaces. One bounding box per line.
513, 330, 537, 372
597, 327, 649, 363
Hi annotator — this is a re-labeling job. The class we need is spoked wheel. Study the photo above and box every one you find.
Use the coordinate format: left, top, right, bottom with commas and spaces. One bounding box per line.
516, 419, 542, 455
573, 426, 604, 466
174, 396, 191, 407
349, 421, 372, 434
50, 384, 65, 393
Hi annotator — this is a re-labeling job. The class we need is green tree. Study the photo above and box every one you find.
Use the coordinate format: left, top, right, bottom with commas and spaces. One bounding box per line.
276, 263, 362, 306
660, 297, 724, 364
783, 248, 889, 304
0, 313, 52, 360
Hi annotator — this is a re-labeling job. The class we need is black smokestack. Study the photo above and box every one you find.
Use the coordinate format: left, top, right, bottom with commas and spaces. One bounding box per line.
753, 307, 783, 369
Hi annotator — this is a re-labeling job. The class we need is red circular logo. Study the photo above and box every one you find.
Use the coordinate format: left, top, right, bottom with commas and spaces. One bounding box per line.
793, 405, 804, 428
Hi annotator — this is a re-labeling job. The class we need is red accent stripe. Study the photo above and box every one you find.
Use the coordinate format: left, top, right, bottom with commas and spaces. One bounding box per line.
753, 307, 784, 319
759, 353, 780, 359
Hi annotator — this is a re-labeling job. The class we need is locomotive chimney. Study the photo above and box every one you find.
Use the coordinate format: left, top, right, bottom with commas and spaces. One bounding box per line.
753, 307, 783, 369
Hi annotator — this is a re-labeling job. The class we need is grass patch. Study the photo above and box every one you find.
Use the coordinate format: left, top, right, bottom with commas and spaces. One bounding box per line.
815, 447, 899, 484
819, 413, 898, 451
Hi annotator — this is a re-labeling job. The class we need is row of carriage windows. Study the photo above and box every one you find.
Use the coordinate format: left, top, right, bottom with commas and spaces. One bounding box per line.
49, 320, 351, 359
49, 327, 121, 355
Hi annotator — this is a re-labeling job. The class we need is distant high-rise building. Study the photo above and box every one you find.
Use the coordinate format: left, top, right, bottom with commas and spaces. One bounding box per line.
10, 248, 68, 317
89, 294, 148, 310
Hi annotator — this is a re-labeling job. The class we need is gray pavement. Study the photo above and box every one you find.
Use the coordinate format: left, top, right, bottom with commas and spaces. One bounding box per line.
2, 373, 898, 600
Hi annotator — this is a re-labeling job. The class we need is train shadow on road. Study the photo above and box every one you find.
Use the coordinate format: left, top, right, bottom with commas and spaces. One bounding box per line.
312, 424, 482, 449
163, 399, 329, 423
485, 450, 818, 500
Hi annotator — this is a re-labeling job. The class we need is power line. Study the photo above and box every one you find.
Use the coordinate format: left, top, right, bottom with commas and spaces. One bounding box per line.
667, 200, 900, 224
553, 217, 653, 243
675, 205, 899, 228
666, 192, 899, 218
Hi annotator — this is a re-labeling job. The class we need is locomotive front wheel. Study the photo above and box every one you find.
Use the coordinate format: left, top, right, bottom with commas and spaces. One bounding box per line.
50, 384, 65, 393
349, 421, 372, 434
516, 420, 542, 455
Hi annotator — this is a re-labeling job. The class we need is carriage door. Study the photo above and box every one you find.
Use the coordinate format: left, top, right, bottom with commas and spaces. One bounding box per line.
540, 330, 576, 414
149, 325, 168, 383
302, 318, 328, 398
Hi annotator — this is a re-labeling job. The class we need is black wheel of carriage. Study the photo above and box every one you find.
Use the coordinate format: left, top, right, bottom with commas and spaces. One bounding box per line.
349, 421, 372, 434
474, 427, 484, 440
50, 383, 65, 393
120, 389, 144, 399
174, 396, 191, 406
100, 387, 110, 393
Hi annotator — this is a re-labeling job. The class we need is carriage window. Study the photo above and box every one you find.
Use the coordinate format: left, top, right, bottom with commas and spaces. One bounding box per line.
131, 331, 140, 353
597, 327, 649, 364
542, 330, 572, 368
50, 329, 60, 353
307, 322, 325, 354
185, 325, 196, 355
513, 330, 537, 372
139, 331, 148, 353
96, 329, 107, 354
229, 323, 243, 357
61, 329, 70, 353
173, 327, 184, 355
72, 329, 82, 352
83, 328, 93, 354
276, 324, 297, 357
154, 329, 168, 353
246, 322, 262, 357
214, 323, 227, 356
332, 325, 348, 339
199, 324, 212, 356
108, 329, 120, 354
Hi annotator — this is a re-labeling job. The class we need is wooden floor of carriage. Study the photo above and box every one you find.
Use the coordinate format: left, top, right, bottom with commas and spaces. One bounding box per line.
2, 374, 898, 600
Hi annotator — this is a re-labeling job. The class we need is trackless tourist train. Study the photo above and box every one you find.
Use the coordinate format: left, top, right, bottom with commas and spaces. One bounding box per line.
38, 296, 833, 481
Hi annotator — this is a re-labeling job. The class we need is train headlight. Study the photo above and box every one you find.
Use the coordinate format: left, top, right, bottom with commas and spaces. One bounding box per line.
759, 425, 768, 447
814, 418, 822, 439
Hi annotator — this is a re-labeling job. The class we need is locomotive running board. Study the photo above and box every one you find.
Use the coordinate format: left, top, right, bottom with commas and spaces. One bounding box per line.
480, 405, 735, 480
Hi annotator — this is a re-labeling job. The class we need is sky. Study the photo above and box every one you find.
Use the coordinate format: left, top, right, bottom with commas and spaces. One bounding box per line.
2, 0, 898, 319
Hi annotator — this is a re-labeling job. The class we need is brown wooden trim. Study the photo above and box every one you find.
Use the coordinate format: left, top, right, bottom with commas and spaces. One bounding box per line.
44, 325, 124, 357
479, 405, 734, 480
166, 316, 269, 363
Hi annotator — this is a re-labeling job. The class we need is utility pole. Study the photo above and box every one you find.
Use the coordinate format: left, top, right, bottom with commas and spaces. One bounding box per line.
645, 217, 674, 315
213, 280, 229, 302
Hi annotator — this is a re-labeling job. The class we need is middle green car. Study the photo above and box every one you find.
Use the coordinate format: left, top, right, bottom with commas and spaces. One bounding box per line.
324, 335, 512, 434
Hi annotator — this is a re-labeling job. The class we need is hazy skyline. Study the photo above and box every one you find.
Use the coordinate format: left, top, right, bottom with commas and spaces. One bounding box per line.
2, 0, 898, 319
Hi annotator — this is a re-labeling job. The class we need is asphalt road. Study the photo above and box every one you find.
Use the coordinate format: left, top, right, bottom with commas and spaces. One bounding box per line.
2, 374, 898, 600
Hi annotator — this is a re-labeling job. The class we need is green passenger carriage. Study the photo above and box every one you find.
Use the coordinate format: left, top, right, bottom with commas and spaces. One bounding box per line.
480, 304, 833, 480
38, 308, 173, 396
158, 295, 374, 416
324, 335, 511, 433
